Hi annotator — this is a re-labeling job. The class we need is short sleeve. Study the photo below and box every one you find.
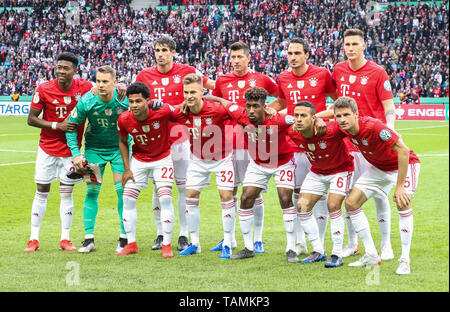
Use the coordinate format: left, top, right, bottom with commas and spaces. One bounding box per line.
376, 69, 394, 102
30, 85, 44, 110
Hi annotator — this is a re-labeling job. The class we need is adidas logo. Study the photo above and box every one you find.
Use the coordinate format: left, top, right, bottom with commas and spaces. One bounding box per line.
52, 99, 59, 104
93, 111, 99, 115
152, 81, 158, 85
287, 84, 293, 88
132, 128, 138, 133
227, 83, 233, 88
224, 214, 232, 218
185, 120, 191, 124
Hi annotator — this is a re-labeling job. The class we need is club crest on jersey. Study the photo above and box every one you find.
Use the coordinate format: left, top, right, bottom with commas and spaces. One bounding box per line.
307, 143, 316, 151
249, 79, 257, 88
229, 104, 239, 112
361, 138, 369, 146
297, 81, 305, 89
173, 75, 181, 84
205, 118, 213, 125
104, 108, 112, 116
285, 115, 294, 125
379, 129, 392, 141
64, 96, 72, 104
318, 141, 327, 149
360, 76, 369, 85
238, 80, 246, 88
309, 78, 318, 87
142, 125, 150, 133
153, 121, 160, 129
161, 78, 170, 86
349, 75, 356, 84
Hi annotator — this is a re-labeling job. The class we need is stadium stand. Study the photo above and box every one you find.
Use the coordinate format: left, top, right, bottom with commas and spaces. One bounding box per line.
0, 0, 448, 99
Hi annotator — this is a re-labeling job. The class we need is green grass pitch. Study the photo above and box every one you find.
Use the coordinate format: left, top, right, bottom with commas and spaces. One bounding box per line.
0, 116, 448, 292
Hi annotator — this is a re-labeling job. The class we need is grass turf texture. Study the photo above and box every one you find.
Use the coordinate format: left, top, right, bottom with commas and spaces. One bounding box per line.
0, 117, 448, 292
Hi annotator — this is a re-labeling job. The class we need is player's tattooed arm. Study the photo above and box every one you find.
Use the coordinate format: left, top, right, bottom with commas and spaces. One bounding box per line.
383, 99, 396, 130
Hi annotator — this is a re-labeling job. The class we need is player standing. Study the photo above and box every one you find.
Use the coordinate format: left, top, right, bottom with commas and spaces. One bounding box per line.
334, 97, 420, 274
332, 28, 396, 259
288, 101, 354, 267
116, 82, 176, 257
135, 36, 214, 252
66, 65, 129, 253
24, 52, 93, 253
211, 41, 279, 254
170, 74, 236, 258
269, 38, 338, 255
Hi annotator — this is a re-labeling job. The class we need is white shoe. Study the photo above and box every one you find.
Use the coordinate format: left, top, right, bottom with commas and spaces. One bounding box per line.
341, 244, 360, 258
78, 239, 96, 253
348, 253, 381, 267
295, 243, 308, 255
380, 244, 394, 260
396, 258, 410, 275
232, 239, 237, 249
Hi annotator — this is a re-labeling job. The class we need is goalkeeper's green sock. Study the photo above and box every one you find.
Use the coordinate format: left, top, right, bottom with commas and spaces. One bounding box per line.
114, 181, 126, 237
83, 183, 101, 238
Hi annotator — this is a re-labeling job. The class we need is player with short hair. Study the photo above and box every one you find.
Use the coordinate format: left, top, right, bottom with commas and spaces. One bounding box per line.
135, 35, 215, 252
25, 52, 93, 253
211, 41, 279, 254
334, 97, 420, 274
116, 82, 177, 257
288, 101, 355, 267
66, 65, 129, 253
170, 74, 236, 258
332, 28, 396, 259
217, 87, 298, 262
269, 38, 338, 255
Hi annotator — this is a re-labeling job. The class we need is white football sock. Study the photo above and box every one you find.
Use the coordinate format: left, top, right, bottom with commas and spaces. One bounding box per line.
239, 208, 254, 251
253, 196, 264, 242
348, 208, 378, 256
185, 197, 200, 246
158, 187, 175, 245
374, 195, 392, 248
221, 200, 236, 248
30, 191, 49, 240
232, 195, 239, 243
152, 186, 162, 236
59, 185, 74, 241
176, 181, 188, 238
329, 209, 345, 257
298, 211, 324, 254
345, 206, 358, 247
122, 188, 140, 243
282, 207, 297, 252
314, 195, 329, 246
398, 209, 413, 261
294, 193, 307, 246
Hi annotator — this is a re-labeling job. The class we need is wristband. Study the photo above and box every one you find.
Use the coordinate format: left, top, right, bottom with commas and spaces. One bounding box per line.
51, 122, 57, 130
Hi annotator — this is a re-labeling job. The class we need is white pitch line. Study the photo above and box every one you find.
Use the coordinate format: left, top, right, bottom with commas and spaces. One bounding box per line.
0, 133, 38, 137
0, 149, 37, 153
417, 154, 448, 157
0, 161, 35, 166
401, 133, 448, 136
398, 125, 449, 131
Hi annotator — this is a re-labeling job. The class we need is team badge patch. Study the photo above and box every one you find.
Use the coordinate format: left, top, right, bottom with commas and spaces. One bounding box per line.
142, 125, 150, 133
70, 108, 78, 118
349, 75, 356, 84
104, 108, 112, 116
32, 92, 40, 104
238, 80, 246, 88
229, 104, 239, 112
383, 80, 392, 92
379, 129, 392, 141
285, 115, 294, 125
161, 78, 169, 86
297, 81, 305, 89
307, 143, 316, 151
193, 117, 202, 127
64, 96, 72, 104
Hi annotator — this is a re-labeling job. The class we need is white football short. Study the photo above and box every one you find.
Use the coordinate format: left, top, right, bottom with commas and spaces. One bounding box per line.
34, 146, 82, 185
354, 162, 420, 200
350, 151, 371, 188
300, 171, 354, 197
243, 157, 296, 191
186, 153, 235, 191
233, 148, 250, 186
294, 152, 312, 189
125, 155, 174, 191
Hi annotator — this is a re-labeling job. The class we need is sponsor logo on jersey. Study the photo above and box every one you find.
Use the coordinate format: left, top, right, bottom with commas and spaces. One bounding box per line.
379, 129, 392, 141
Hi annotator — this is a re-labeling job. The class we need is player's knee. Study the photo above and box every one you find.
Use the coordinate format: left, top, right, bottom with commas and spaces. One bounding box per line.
327, 201, 341, 213
297, 197, 311, 213
279, 193, 293, 208
240, 192, 255, 209
344, 197, 359, 211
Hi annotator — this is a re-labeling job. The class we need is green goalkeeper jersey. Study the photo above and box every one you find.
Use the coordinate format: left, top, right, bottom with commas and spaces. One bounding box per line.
66, 90, 129, 157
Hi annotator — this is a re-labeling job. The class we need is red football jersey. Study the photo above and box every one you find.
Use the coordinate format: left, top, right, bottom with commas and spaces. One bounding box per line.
288, 122, 354, 175
117, 104, 175, 162
171, 100, 233, 160
332, 60, 393, 123
225, 103, 294, 168
136, 63, 208, 144
278, 65, 336, 115
30, 79, 93, 157
340, 117, 420, 172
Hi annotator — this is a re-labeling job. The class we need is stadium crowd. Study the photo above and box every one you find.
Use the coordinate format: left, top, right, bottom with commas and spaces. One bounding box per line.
0, 0, 448, 99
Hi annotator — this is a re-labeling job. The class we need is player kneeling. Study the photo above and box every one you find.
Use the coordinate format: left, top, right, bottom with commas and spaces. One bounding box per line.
334, 97, 420, 274
116, 82, 177, 258
288, 101, 355, 267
